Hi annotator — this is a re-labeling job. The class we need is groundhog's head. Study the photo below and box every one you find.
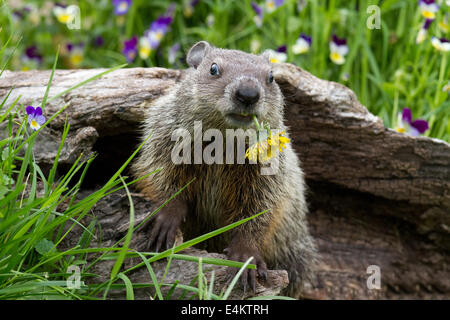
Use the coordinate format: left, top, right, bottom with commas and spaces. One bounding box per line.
186, 41, 284, 129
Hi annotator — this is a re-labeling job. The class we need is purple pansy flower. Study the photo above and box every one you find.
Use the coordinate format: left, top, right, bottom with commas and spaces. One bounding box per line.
416, 19, 434, 44
431, 37, 450, 52
54, 2, 67, 8
251, 2, 264, 27
12, 8, 28, 22
276, 45, 287, 53
24, 46, 43, 63
266, 0, 284, 13
418, 0, 439, 20
423, 18, 433, 29
168, 43, 181, 65
53, 3, 78, 24
21, 46, 42, 71
66, 42, 85, 53
26, 106, 46, 131
251, 1, 263, 15
293, 33, 312, 54
330, 34, 349, 65
396, 108, 429, 136
123, 36, 138, 63
112, 0, 132, 15
331, 34, 347, 46
184, 0, 199, 18
139, 15, 173, 59
266, 45, 287, 63
145, 16, 173, 46
93, 36, 104, 47
66, 42, 84, 66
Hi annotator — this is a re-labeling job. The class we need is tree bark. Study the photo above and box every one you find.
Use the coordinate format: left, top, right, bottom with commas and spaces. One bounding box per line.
0, 64, 448, 299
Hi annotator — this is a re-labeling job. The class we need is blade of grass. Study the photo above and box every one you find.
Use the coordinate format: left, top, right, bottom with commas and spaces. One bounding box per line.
134, 251, 163, 300
48, 64, 127, 103
117, 273, 134, 300
110, 176, 135, 280
40, 46, 59, 111
221, 256, 253, 300
207, 270, 215, 300
123, 210, 268, 275
47, 119, 70, 193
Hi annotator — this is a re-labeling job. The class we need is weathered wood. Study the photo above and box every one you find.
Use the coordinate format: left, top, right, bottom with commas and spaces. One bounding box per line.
59, 189, 289, 300
1, 64, 448, 299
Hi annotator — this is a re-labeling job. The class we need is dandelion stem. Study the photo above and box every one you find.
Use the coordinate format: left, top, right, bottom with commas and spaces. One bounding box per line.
252, 115, 261, 130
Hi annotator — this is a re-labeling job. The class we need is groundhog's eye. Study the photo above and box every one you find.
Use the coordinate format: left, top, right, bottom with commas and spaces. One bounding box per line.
267, 71, 274, 84
210, 63, 220, 76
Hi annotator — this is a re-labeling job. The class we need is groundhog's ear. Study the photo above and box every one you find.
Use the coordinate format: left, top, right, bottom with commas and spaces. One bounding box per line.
187, 41, 211, 69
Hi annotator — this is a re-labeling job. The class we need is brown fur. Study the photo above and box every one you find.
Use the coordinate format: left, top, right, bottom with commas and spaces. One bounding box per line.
132, 41, 318, 297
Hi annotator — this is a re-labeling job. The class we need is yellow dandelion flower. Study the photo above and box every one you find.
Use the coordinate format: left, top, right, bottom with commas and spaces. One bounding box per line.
245, 130, 290, 163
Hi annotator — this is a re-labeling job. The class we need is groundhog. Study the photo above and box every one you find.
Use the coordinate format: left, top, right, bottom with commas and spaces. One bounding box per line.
132, 41, 317, 298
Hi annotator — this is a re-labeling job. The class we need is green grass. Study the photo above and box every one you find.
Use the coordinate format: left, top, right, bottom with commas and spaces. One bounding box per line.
0, 45, 278, 300
0, 0, 448, 300
0, 0, 448, 141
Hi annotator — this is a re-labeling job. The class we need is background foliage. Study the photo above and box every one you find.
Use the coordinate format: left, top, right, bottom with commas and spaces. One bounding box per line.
0, 0, 448, 300
0, 0, 449, 140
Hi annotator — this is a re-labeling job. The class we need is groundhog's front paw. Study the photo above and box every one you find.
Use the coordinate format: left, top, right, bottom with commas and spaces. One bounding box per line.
224, 240, 268, 293
146, 198, 187, 252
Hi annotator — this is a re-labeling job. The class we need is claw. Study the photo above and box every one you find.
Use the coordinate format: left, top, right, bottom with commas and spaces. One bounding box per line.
147, 222, 161, 249
155, 226, 168, 252
166, 225, 177, 250
145, 198, 187, 252
224, 239, 268, 294
249, 269, 257, 293
241, 268, 248, 290
261, 270, 268, 281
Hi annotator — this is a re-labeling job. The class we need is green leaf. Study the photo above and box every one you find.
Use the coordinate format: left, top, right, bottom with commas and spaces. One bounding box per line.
0, 184, 7, 199
34, 238, 56, 256
110, 176, 135, 280
117, 273, 134, 300
221, 256, 254, 300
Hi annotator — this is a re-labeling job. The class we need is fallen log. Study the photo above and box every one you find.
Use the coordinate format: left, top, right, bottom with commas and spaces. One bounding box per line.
0, 64, 448, 299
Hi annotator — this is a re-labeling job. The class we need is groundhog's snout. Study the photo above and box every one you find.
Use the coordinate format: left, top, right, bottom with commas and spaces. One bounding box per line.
225, 77, 263, 126
235, 86, 260, 108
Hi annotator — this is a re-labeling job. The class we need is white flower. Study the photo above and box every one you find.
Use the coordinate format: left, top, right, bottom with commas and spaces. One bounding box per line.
206, 14, 215, 27
292, 37, 311, 54
431, 37, 450, 52
139, 37, 152, 59
419, 1, 439, 20
416, 28, 428, 44
266, 49, 287, 63
253, 15, 263, 27
250, 39, 261, 53
329, 41, 348, 65
53, 5, 75, 24
266, 0, 277, 13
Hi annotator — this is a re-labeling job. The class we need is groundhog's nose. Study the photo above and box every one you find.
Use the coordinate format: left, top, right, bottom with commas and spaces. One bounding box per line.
235, 86, 260, 107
